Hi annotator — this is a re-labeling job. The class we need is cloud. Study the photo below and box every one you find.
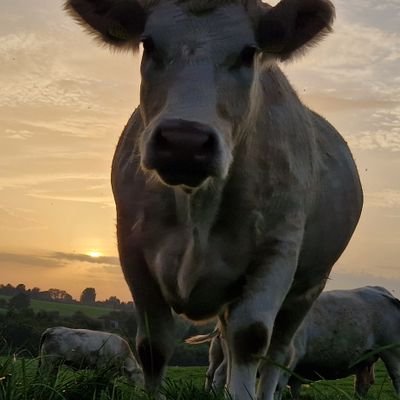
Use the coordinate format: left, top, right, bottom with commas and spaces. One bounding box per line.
348, 130, 400, 152
0, 206, 47, 231
0, 250, 120, 269
50, 251, 120, 266
0, 173, 107, 190
365, 190, 400, 208
28, 191, 113, 206
326, 268, 400, 298
0, 252, 64, 268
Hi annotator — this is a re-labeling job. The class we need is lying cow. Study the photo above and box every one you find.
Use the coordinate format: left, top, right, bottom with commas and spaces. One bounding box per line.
195, 287, 400, 398
65, 0, 363, 397
39, 327, 143, 383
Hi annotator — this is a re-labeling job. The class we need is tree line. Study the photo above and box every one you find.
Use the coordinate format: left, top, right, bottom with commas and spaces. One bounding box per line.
0, 283, 133, 311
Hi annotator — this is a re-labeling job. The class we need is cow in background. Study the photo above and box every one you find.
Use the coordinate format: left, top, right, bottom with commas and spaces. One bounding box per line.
194, 287, 400, 398
39, 327, 143, 383
280, 286, 400, 399
65, 0, 363, 397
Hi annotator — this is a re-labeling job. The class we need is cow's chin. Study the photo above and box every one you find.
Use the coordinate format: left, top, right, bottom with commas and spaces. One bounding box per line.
156, 169, 210, 189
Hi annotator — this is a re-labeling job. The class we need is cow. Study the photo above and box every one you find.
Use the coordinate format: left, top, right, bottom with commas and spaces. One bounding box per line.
64, 0, 363, 398
38, 327, 143, 383
196, 287, 400, 398
279, 286, 400, 399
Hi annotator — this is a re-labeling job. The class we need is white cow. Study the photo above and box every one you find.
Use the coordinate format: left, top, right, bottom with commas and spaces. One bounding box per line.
280, 286, 400, 399
197, 287, 400, 399
39, 327, 143, 383
65, 0, 363, 397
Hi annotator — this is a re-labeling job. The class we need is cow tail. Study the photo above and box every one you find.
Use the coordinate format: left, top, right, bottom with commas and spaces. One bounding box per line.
185, 328, 220, 345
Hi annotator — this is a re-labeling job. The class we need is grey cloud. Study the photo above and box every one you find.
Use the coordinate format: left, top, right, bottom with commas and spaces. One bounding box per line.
326, 269, 400, 299
0, 251, 120, 269
0, 206, 47, 231
303, 93, 399, 113
0, 252, 64, 268
50, 252, 120, 266
364, 190, 400, 208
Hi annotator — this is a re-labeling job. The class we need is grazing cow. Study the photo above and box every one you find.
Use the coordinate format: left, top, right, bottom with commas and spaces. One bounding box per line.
39, 327, 143, 383
197, 287, 400, 399
279, 286, 400, 399
65, 0, 363, 398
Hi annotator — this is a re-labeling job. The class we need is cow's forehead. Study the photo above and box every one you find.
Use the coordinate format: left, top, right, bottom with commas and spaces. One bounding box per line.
143, 2, 255, 49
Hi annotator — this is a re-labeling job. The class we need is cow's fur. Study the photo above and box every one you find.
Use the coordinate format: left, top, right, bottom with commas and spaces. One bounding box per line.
39, 327, 143, 383
65, 0, 363, 398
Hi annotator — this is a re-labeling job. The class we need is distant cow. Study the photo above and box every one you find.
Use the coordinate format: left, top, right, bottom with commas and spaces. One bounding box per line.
279, 286, 400, 399
65, 0, 363, 397
197, 287, 400, 398
39, 327, 143, 383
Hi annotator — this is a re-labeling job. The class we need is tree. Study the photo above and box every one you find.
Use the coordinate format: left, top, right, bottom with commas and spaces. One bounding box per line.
8, 292, 30, 310
105, 296, 121, 309
16, 283, 26, 293
80, 287, 96, 304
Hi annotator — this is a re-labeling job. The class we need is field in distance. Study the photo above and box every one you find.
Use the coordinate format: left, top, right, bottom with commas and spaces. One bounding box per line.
0, 294, 113, 317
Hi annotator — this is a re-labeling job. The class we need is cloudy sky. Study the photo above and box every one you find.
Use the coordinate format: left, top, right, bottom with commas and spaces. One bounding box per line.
0, 0, 399, 301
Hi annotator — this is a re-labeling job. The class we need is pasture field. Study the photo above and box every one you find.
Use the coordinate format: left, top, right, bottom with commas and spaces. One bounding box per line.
0, 356, 398, 400
0, 295, 113, 317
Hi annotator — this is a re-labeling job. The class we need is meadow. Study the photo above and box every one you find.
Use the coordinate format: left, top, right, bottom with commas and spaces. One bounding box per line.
0, 295, 113, 318
0, 356, 398, 400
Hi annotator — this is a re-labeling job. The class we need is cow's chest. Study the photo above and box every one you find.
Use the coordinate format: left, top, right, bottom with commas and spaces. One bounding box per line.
142, 219, 256, 320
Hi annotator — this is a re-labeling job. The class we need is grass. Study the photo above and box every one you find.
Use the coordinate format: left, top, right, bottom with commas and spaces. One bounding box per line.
0, 295, 112, 318
0, 356, 398, 400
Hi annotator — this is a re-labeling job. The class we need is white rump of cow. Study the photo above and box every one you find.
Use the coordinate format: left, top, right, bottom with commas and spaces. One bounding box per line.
39, 327, 143, 383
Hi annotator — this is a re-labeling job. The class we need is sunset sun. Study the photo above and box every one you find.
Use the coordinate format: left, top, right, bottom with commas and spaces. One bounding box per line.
87, 250, 102, 258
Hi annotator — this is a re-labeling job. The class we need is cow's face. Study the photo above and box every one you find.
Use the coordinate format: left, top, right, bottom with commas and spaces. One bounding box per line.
139, 3, 257, 188
66, 0, 334, 188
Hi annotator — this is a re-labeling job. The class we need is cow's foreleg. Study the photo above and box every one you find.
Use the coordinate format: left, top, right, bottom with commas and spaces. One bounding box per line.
119, 249, 175, 396
257, 282, 325, 400
225, 246, 300, 400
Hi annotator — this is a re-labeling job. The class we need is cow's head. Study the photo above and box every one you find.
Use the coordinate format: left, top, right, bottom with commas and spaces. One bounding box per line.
66, 0, 334, 188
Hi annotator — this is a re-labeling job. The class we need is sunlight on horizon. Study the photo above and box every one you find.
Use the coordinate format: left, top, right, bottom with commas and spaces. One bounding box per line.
87, 250, 103, 258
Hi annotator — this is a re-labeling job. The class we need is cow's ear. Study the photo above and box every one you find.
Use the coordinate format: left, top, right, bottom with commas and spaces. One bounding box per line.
256, 0, 335, 61
65, 0, 146, 50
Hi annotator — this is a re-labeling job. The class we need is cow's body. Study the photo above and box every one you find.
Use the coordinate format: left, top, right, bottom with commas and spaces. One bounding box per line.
39, 327, 143, 382
65, 0, 363, 398
282, 286, 400, 399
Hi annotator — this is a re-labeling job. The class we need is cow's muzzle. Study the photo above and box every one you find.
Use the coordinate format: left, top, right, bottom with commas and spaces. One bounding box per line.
143, 119, 221, 188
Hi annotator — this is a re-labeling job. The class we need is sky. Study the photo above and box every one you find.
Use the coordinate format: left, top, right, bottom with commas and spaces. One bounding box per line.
0, 0, 399, 301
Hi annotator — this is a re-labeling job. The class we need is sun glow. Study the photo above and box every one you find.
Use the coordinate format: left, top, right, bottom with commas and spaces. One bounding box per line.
87, 250, 103, 258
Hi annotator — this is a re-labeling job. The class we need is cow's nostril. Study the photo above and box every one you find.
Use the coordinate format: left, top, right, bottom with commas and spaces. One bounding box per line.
154, 128, 172, 154
203, 134, 216, 152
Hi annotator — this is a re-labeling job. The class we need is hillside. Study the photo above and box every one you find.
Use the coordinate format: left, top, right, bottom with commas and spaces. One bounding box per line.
0, 294, 113, 317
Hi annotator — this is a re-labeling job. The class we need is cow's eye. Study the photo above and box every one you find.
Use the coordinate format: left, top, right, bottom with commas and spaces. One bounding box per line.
142, 37, 155, 54
238, 45, 258, 68
141, 37, 166, 67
